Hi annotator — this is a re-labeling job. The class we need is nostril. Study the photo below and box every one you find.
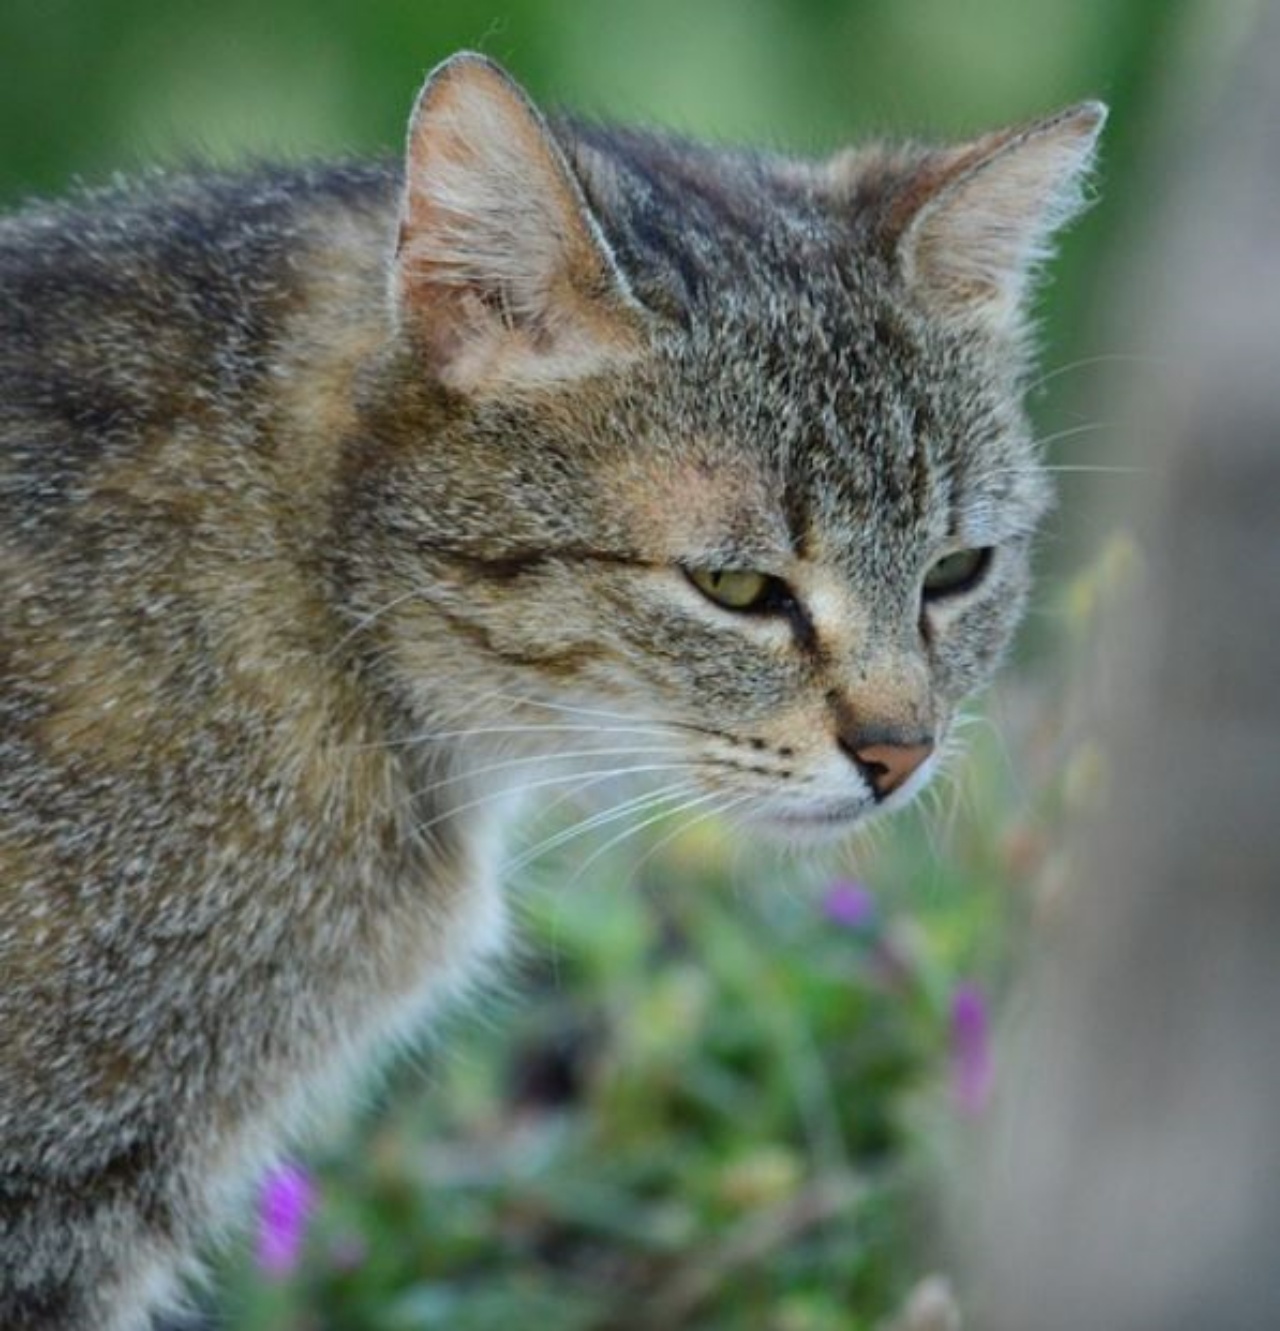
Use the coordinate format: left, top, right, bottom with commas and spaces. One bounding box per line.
847, 747, 890, 792
840, 735, 935, 800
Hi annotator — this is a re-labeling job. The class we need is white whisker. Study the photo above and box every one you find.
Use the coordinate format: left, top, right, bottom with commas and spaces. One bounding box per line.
360, 720, 689, 752
407, 760, 702, 845
563, 787, 735, 891
507, 780, 701, 874
407, 744, 685, 803
1029, 420, 1116, 451
1034, 463, 1146, 475
955, 707, 1024, 806
327, 588, 426, 660
439, 686, 680, 730
1028, 351, 1164, 395
620, 790, 756, 892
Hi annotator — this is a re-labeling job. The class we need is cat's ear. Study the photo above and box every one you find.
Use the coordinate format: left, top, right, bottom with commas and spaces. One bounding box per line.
853, 102, 1106, 330
392, 53, 645, 393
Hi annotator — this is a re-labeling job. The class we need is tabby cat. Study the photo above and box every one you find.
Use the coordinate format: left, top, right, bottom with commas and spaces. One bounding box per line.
0, 51, 1102, 1329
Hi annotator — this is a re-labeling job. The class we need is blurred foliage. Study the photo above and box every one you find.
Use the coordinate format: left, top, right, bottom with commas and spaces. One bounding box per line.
1, 2, 1184, 1327
1, 0, 1166, 174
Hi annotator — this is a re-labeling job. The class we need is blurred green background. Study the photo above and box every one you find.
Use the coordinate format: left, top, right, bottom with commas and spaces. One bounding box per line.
1, 0, 1183, 343
1, 3, 1196, 1328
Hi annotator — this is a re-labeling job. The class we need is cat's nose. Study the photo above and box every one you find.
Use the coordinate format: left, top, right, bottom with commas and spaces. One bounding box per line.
841, 732, 934, 800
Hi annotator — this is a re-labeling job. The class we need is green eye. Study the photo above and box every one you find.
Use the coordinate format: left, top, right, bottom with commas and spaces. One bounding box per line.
923, 547, 992, 599
687, 567, 774, 611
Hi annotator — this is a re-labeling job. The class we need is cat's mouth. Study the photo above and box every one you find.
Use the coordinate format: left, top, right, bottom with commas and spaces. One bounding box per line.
750, 752, 940, 838
756, 799, 871, 838
768, 802, 864, 826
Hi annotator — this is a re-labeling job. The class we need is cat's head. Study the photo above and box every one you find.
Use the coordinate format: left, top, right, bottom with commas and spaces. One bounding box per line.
360, 53, 1103, 836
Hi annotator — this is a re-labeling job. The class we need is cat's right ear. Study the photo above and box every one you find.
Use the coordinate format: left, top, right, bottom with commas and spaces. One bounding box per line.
391, 53, 645, 395
832, 102, 1106, 333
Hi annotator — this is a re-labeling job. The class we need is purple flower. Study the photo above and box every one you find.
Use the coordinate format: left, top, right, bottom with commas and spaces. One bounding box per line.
949, 982, 994, 1116
255, 1161, 316, 1279
822, 880, 877, 931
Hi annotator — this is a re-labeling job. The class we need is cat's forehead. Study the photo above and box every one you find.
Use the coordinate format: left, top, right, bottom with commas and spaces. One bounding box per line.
655, 287, 1003, 520
569, 121, 1038, 560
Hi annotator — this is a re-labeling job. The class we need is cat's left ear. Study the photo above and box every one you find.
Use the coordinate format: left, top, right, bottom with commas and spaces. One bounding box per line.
392, 53, 645, 394
846, 102, 1106, 331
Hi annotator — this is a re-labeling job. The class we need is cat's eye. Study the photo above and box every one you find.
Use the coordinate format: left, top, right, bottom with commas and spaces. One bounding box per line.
922, 547, 993, 600
686, 567, 780, 612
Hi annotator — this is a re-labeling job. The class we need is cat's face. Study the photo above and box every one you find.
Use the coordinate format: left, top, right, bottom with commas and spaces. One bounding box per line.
364, 54, 1098, 837
583, 315, 1045, 834
382, 302, 1043, 836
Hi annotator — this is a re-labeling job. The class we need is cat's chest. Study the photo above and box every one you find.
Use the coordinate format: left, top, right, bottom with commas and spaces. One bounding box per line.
359, 811, 510, 1034
232, 793, 512, 1156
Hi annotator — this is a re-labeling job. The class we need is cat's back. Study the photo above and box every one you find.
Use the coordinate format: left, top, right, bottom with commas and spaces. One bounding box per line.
0, 161, 403, 866
0, 162, 398, 534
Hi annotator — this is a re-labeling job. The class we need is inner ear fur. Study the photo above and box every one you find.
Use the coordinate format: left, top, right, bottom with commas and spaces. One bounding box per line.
831, 102, 1107, 330
392, 52, 645, 393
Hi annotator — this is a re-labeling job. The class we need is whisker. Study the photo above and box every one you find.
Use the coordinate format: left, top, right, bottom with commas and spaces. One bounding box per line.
1027, 351, 1165, 396
359, 720, 691, 752
445, 687, 689, 730
407, 760, 703, 845
935, 744, 970, 854
507, 780, 701, 875
954, 706, 1024, 806
379, 679, 719, 742
1029, 420, 1116, 451
524, 765, 639, 829
407, 744, 685, 803
916, 786, 945, 867
508, 777, 691, 862
563, 787, 733, 891
1033, 463, 1147, 476
620, 791, 756, 892
843, 815, 886, 874
327, 588, 425, 661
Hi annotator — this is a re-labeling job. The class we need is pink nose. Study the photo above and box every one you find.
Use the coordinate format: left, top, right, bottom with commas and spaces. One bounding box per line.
848, 739, 934, 799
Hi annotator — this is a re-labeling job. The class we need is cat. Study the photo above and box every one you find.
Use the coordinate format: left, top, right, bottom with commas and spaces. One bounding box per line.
0, 50, 1102, 1330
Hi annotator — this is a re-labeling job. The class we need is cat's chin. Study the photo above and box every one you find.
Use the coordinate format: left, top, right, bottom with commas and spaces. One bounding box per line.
753, 800, 871, 844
